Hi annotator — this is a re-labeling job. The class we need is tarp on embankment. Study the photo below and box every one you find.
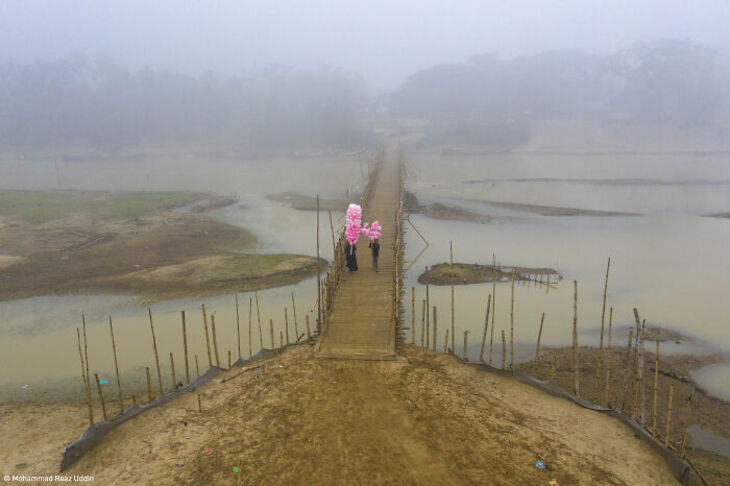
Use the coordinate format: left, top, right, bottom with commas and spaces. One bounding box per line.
60, 347, 282, 472
461, 358, 698, 485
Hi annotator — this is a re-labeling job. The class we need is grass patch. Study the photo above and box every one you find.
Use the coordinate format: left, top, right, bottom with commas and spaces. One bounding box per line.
0, 190, 206, 223
208, 254, 316, 280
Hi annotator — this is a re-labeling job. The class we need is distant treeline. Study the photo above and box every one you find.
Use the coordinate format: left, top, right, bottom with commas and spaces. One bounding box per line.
0, 56, 370, 149
392, 40, 730, 143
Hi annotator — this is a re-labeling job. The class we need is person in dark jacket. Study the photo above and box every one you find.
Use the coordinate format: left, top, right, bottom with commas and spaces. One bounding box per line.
369, 238, 380, 271
345, 242, 358, 271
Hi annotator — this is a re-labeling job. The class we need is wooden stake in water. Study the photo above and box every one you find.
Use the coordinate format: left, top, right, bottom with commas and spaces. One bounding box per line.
634, 309, 646, 424
284, 308, 290, 345
463, 330, 469, 360
665, 384, 675, 447
316, 194, 322, 326
170, 352, 177, 390
77, 328, 93, 425
425, 279, 430, 347
652, 340, 660, 437
94, 373, 108, 421
197, 393, 202, 412
443, 329, 449, 353
228, 350, 231, 368
211, 313, 220, 368
235, 293, 241, 360
501, 330, 506, 370
148, 308, 163, 394
280, 331, 284, 349
305, 315, 311, 340
291, 292, 299, 341
621, 329, 634, 411
248, 297, 253, 357
269, 319, 275, 349
450, 241, 455, 354
420, 299, 426, 347
195, 354, 200, 378
199, 304, 211, 368
594, 257, 611, 402
679, 394, 692, 457
411, 287, 415, 344
572, 280, 579, 397
510, 270, 516, 370
604, 307, 613, 406
108, 316, 123, 414
181, 311, 190, 384
432, 306, 438, 352
255, 291, 263, 349
145, 367, 153, 402
82, 313, 91, 408
490, 253, 496, 365
535, 312, 545, 361
480, 294, 492, 363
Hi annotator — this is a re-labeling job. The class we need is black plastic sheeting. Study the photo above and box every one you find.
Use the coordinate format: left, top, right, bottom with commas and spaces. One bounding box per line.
461, 359, 698, 485
60, 348, 279, 472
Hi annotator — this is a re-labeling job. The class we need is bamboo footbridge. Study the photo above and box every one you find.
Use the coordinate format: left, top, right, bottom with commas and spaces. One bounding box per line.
314, 142, 405, 360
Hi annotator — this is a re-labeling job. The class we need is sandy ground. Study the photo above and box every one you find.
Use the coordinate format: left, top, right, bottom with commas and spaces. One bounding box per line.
0, 345, 678, 485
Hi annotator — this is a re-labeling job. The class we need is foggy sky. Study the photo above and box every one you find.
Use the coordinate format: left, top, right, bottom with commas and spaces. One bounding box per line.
1, 0, 729, 90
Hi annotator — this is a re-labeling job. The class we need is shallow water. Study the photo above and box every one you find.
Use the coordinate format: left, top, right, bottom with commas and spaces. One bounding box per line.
401, 149, 730, 397
0, 152, 359, 400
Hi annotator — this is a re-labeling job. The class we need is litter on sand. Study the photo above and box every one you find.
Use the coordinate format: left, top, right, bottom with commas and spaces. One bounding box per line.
233, 467, 240, 473
202, 448, 213, 456
548, 480, 559, 486
534, 459, 546, 470
99, 379, 108, 385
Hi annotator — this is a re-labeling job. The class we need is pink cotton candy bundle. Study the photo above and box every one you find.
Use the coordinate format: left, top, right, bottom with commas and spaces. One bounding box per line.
361, 220, 382, 241
345, 204, 362, 245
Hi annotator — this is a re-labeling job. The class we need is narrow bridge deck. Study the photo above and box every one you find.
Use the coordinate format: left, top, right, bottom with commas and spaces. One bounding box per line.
314, 145, 401, 360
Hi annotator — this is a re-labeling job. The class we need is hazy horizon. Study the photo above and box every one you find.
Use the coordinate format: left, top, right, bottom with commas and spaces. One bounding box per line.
2, 0, 729, 90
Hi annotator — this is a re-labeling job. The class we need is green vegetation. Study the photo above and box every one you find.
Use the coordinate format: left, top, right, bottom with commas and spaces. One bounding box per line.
207, 254, 316, 281
0, 190, 206, 223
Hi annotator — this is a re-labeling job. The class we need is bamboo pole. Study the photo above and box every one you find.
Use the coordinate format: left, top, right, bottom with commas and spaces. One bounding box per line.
235, 293, 241, 360
316, 195, 322, 327
148, 308, 163, 394
211, 313, 220, 367
535, 312, 545, 361
594, 257, 611, 402
269, 319, 275, 349
420, 299, 425, 347
501, 330, 506, 370
108, 316, 123, 414
480, 294, 492, 362
255, 291, 263, 350
328, 210, 336, 259
443, 329, 449, 353
305, 315, 312, 340
82, 313, 91, 409
572, 280, 579, 397
228, 350, 231, 368
285, 308, 290, 345
248, 298, 253, 357
551, 355, 557, 379
426, 279, 430, 348
201, 304, 212, 367
94, 373, 107, 421
463, 330, 469, 360
490, 253, 496, 365
546, 273, 550, 295
679, 394, 692, 457
195, 354, 200, 378
145, 367, 153, 402
411, 287, 415, 344
450, 241, 455, 354
77, 328, 93, 425
170, 352, 177, 389
652, 340, 660, 437
181, 311, 190, 384
604, 307, 613, 406
432, 306, 438, 352
280, 331, 284, 349
197, 394, 202, 412
291, 293, 299, 341
665, 384, 675, 447
510, 270, 516, 370
634, 309, 647, 424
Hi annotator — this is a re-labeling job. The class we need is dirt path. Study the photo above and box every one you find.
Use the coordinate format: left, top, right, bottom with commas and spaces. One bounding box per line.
59, 345, 679, 485
314, 144, 400, 359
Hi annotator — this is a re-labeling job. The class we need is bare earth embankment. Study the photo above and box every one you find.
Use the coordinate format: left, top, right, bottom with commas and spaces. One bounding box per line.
0, 190, 325, 301
419, 262, 560, 286
0, 345, 682, 485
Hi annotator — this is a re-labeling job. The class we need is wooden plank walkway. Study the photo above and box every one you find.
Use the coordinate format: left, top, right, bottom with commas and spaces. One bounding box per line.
314, 144, 401, 360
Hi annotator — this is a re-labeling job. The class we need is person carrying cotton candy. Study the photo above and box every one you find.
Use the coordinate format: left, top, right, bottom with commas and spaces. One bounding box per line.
362, 220, 382, 271
345, 204, 362, 272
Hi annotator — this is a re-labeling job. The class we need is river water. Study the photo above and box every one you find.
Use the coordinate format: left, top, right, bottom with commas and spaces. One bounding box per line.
0, 148, 729, 402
